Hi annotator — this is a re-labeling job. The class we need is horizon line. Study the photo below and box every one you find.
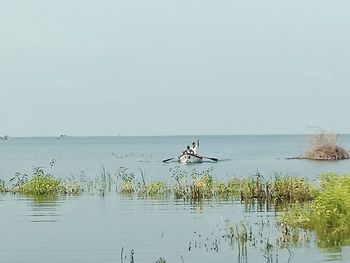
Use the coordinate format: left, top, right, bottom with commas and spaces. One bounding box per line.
1, 132, 349, 139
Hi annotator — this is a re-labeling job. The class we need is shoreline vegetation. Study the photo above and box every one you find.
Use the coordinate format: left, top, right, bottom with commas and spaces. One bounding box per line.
1, 163, 350, 248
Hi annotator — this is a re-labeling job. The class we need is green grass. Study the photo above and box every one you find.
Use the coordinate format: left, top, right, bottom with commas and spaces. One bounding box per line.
19, 173, 64, 195
8, 167, 81, 196
280, 172, 350, 247
271, 176, 318, 203
139, 181, 168, 196
0, 179, 7, 192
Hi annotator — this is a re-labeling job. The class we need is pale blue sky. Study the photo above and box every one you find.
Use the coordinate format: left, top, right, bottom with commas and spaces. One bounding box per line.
1, 0, 349, 136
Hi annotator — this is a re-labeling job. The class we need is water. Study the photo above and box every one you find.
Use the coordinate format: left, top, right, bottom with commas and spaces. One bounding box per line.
1, 135, 350, 262
1, 135, 350, 181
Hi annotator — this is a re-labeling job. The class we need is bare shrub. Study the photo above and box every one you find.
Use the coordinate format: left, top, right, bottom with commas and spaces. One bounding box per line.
304, 133, 349, 160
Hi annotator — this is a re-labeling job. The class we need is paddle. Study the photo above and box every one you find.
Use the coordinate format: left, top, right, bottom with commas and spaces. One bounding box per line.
202, 156, 218, 162
162, 157, 175, 163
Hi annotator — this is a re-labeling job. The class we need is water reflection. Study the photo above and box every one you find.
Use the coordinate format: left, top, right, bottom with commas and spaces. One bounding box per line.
0, 193, 349, 262
25, 194, 61, 223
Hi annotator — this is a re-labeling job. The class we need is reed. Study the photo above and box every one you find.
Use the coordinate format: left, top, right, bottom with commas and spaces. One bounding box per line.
213, 177, 241, 198
138, 181, 168, 196
271, 175, 317, 203
0, 179, 8, 192
116, 167, 136, 194
280, 172, 350, 247
8, 165, 81, 195
172, 167, 215, 200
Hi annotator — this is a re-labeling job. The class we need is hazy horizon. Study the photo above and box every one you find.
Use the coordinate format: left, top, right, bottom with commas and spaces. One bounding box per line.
3, 132, 350, 138
1, 1, 349, 137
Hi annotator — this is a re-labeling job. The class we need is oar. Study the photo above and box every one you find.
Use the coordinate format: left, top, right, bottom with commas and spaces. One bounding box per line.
162, 157, 176, 163
202, 156, 218, 162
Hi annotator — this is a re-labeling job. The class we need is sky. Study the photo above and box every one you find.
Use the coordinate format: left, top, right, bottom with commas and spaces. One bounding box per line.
1, 0, 350, 136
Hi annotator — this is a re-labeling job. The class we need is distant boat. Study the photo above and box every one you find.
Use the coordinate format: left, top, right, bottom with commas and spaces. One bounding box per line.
58, 134, 69, 139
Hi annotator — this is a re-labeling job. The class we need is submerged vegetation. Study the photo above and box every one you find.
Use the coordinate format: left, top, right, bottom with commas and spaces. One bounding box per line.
2, 161, 350, 250
0, 164, 319, 204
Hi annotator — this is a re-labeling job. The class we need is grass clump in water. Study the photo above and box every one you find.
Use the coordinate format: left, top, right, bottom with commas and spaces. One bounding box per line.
139, 181, 168, 196
213, 177, 241, 198
116, 167, 135, 194
280, 172, 350, 247
239, 173, 266, 201
19, 167, 65, 195
0, 179, 8, 192
271, 175, 317, 203
172, 167, 215, 200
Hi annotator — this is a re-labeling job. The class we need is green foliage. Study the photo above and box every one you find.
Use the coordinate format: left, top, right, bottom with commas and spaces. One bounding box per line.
10, 172, 28, 190
155, 257, 166, 263
280, 172, 350, 247
172, 167, 215, 200
139, 181, 168, 196
271, 176, 317, 203
192, 174, 213, 198
0, 179, 7, 192
240, 176, 265, 201
19, 167, 64, 195
65, 181, 81, 194
217, 177, 241, 197
116, 167, 135, 194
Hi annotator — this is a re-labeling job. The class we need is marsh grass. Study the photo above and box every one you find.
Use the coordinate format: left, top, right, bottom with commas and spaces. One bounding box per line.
116, 167, 136, 194
0, 179, 7, 192
7, 164, 81, 196
138, 181, 168, 196
190, 219, 302, 263
4, 164, 319, 207
19, 168, 65, 195
271, 175, 318, 203
280, 172, 350, 247
169, 167, 316, 205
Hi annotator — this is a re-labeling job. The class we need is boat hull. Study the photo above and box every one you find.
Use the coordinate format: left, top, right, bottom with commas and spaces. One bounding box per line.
178, 153, 203, 163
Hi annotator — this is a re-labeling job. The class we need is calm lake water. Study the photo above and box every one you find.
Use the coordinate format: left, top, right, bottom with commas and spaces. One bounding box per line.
1, 135, 350, 262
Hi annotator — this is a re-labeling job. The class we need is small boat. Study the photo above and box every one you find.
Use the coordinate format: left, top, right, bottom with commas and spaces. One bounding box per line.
178, 153, 203, 163
162, 140, 218, 163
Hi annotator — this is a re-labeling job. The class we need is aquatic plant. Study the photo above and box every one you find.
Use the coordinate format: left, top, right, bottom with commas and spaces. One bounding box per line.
0, 179, 7, 192
9, 165, 81, 196
280, 172, 350, 247
65, 181, 81, 194
213, 177, 241, 198
240, 173, 266, 201
271, 175, 317, 203
10, 171, 28, 190
226, 222, 249, 261
138, 181, 168, 196
155, 257, 166, 263
172, 167, 215, 200
191, 172, 213, 199
116, 167, 135, 194
19, 167, 65, 195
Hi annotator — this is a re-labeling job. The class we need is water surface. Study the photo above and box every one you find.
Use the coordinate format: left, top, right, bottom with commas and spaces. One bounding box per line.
1, 135, 350, 262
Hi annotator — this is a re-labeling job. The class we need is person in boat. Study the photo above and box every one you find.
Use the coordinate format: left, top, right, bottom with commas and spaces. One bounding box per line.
188, 145, 194, 154
191, 140, 199, 155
